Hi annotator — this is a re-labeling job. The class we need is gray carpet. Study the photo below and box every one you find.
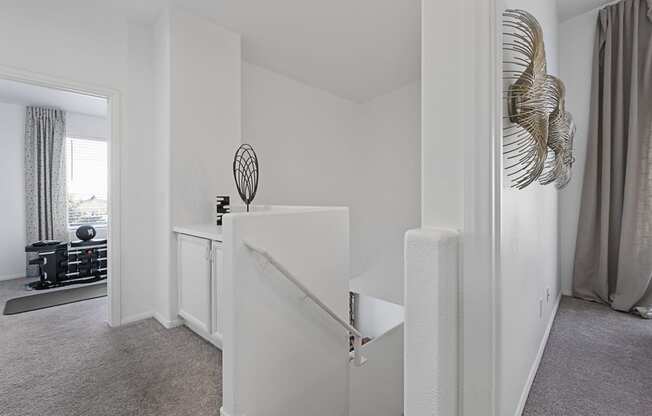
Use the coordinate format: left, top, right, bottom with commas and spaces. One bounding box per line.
0, 277, 222, 416
523, 296, 652, 416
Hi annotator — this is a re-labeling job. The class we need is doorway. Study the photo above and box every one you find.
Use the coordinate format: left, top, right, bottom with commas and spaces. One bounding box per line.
0, 69, 121, 326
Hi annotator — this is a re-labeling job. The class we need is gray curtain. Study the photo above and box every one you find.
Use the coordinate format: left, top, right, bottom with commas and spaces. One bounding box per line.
573, 0, 652, 314
24, 107, 67, 243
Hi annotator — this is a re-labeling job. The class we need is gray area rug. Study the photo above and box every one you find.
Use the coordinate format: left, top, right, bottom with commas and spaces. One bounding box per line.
523, 296, 652, 416
3, 282, 107, 315
0, 277, 222, 416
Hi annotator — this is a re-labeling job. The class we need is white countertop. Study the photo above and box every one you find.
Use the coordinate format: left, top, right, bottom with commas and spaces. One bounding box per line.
173, 224, 223, 241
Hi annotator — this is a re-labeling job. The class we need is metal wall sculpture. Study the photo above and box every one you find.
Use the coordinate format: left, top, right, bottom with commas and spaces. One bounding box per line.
539, 77, 576, 188
233, 144, 259, 212
503, 9, 575, 189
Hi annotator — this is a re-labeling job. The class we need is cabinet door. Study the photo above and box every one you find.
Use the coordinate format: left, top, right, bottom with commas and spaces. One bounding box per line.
211, 242, 224, 341
178, 234, 212, 334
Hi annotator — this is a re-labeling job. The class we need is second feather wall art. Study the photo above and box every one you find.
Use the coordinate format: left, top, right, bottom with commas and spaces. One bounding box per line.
503, 9, 576, 190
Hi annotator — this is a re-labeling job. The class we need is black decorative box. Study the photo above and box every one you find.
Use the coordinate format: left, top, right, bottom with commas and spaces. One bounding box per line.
216, 196, 230, 226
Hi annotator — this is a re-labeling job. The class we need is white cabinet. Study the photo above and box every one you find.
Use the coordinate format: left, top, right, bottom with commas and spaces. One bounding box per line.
178, 234, 212, 335
211, 245, 224, 340
176, 231, 223, 348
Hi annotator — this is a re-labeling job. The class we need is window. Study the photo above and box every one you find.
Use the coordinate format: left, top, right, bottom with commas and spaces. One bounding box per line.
65, 137, 108, 228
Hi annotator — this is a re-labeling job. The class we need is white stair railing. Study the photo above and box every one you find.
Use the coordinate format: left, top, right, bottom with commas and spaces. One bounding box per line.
243, 240, 366, 366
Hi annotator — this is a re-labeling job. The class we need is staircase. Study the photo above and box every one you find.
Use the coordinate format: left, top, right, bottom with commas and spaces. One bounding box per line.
219, 206, 404, 416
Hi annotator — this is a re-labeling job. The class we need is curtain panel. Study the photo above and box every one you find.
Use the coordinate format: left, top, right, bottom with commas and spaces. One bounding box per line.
573, 0, 652, 314
24, 106, 67, 243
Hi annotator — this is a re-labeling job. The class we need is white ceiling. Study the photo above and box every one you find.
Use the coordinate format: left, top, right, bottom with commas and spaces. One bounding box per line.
557, 0, 616, 21
8, 1, 623, 101
0, 78, 107, 117
80, 0, 422, 102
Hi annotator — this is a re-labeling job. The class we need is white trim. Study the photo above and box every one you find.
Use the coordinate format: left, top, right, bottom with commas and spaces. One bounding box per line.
120, 311, 155, 325
514, 294, 562, 416
178, 310, 210, 334
219, 408, 233, 416
153, 312, 184, 329
0, 273, 25, 282
178, 312, 223, 349
459, 0, 500, 415
66, 134, 108, 143
107, 90, 122, 328
152, 312, 221, 348
210, 332, 223, 350
0, 64, 123, 328
491, 0, 503, 415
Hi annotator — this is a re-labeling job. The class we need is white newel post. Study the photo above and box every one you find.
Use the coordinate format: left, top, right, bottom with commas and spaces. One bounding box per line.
404, 228, 459, 416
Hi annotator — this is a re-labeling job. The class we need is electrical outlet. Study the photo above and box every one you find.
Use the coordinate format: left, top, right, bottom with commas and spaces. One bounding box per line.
546, 288, 551, 304
539, 298, 543, 318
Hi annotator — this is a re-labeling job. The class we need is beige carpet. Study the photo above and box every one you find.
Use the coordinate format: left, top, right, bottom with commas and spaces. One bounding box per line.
0, 277, 222, 416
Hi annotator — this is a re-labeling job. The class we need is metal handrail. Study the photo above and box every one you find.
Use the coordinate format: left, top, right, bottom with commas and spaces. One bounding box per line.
243, 240, 366, 366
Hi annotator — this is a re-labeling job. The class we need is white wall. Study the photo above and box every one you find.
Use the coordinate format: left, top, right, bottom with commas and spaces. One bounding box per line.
222, 207, 350, 416
153, 11, 173, 326
153, 9, 242, 324
559, 9, 599, 296
0, 3, 418, 325
421, 1, 464, 229
242, 63, 357, 208
243, 63, 420, 305
350, 323, 404, 416
122, 21, 157, 321
170, 11, 242, 226
499, 1, 561, 415
0, 2, 157, 323
0, 103, 26, 280
354, 83, 421, 304
355, 293, 404, 339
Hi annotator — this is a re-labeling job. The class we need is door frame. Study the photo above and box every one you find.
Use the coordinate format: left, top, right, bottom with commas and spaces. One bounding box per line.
457, 0, 501, 414
0, 64, 123, 327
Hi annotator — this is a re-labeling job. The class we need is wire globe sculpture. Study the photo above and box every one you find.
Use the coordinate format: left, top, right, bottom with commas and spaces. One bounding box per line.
233, 144, 259, 212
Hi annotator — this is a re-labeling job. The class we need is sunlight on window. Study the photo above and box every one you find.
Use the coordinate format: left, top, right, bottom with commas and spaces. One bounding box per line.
65, 137, 108, 227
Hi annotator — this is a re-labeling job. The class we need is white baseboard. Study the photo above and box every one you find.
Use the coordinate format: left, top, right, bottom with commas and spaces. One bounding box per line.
220, 407, 235, 416
154, 312, 184, 329
514, 294, 562, 416
0, 273, 25, 282
120, 311, 155, 326
178, 310, 209, 334
178, 311, 222, 349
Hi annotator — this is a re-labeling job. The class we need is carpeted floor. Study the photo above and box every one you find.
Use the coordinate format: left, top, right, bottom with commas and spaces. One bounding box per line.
523, 296, 652, 416
0, 277, 222, 416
